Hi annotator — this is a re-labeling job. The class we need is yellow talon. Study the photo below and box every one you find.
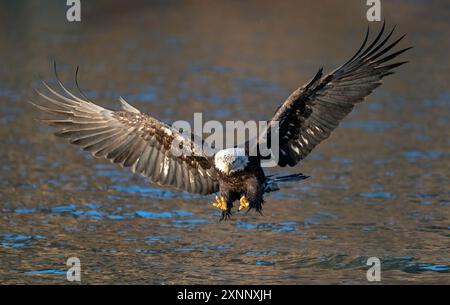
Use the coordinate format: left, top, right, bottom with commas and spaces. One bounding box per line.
212, 196, 227, 211
239, 195, 250, 211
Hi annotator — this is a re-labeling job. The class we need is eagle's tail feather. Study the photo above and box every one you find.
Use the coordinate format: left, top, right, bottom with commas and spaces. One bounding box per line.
264, 173, 309, 193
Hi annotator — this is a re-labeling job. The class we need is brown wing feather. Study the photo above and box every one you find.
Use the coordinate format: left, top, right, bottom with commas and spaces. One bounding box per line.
268, 22, 411, 167
32, 80, 218, 195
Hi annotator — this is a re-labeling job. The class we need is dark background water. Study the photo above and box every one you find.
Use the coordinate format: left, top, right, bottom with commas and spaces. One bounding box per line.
0, 0, 449, 284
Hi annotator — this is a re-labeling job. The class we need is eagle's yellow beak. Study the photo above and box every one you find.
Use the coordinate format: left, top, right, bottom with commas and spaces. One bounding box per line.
224, 163, 231, 175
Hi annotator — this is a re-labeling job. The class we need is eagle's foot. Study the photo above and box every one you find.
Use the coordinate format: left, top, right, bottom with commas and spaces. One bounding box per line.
239, 195, 250, 211
213, 196, 233, 221
212, 195, 227, 211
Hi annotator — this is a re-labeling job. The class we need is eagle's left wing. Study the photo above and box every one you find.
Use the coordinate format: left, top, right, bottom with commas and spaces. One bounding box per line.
266, 23, 411, 167
32, 75, 219, 195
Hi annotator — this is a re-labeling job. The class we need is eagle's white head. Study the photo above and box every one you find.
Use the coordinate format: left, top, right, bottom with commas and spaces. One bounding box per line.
214, 147, 249, 175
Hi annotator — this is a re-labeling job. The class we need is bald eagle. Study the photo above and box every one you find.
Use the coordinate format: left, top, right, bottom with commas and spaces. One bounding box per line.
32, 23, 410, 220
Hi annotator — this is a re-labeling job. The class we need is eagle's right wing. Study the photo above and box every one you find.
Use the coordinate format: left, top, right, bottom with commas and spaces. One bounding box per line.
32, 76, 219, 195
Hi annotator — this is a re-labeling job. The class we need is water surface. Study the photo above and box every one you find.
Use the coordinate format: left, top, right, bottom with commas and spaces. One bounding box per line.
0, 0, 449, 284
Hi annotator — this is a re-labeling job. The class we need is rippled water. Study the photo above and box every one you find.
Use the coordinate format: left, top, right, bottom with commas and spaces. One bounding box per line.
0, 0, 449, 284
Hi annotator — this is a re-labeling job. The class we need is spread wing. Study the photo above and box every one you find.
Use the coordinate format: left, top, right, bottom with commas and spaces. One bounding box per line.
267, 23, 411, 167
32, 75, 219, 195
